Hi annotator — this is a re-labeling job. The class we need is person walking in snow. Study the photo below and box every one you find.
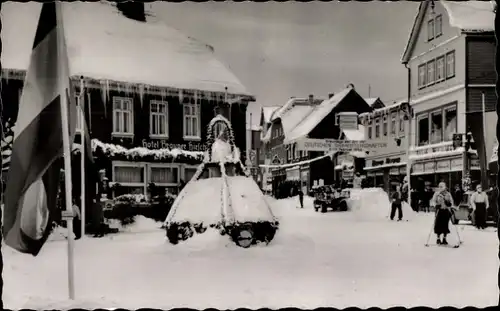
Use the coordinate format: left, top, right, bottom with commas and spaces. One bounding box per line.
431, 182, 455, 245
470, 184, 489, 230
297, 186, 304, 209
452, 184, 463, 207
390, 185, 403, 221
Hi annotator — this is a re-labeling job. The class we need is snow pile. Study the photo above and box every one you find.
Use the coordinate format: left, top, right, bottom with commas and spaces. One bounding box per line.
166, 178, 223, 226
227, 176, 277, 223
211, 139, 235, 163
175, 228, 233, 251
442, 0, 494, 32
348, 188, 416, 222
113, 215, 163, 234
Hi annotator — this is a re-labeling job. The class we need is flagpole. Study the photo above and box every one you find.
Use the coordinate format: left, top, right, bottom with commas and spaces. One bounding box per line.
56, 2, 76, 300
80, 78, 85, 237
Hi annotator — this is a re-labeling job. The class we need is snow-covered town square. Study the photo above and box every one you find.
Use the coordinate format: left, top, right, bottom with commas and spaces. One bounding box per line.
0, 0, 499, 309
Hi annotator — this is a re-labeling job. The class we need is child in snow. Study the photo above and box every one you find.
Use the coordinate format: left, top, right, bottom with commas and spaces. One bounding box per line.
390, 185, 403, 221
470, 184, 489, 230
431, 182, 455, 245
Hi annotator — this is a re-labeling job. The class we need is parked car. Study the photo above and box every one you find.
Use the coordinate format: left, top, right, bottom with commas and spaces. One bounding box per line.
313, 185, 350, 213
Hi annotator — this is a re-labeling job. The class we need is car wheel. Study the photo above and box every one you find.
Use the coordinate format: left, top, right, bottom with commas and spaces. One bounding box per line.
339, 201, 348, 212
321, 205, 327, 213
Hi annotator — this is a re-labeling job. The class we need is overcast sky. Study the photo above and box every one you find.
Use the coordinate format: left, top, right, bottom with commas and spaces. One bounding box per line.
153, 1, 419, 125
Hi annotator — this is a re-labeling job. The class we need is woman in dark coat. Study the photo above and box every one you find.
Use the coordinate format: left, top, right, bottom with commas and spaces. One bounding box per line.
431, 182, 455, 245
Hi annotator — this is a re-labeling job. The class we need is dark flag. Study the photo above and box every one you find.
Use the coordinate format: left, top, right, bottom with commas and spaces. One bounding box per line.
2, 2, 77, 256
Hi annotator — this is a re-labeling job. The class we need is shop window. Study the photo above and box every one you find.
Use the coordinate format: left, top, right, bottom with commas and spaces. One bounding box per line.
430, 110, 443, 144
150, 166, 179, 185
390, 112, 396, 135
375, 117, 380, 138
383, 115, 388, 136
112, 162, 146, 197
417, 114, 429, 146
444, 105, 457, 141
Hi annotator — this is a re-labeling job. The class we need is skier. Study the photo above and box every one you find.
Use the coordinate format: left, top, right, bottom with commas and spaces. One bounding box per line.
390, 184, 403, 221
431, 182, 455, 245
470, 184, 489, 230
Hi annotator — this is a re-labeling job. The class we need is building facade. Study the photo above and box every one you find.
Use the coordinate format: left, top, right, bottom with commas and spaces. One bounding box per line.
1, 2, 255, 199
262, 86, 372, 194
401, 0, 495, 189
359, 101, 409, 191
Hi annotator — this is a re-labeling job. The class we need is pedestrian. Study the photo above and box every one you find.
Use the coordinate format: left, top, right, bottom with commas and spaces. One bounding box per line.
401, 178, 409, 203
430, 182, 454, 245
390, 185, 403, 221
422, 183, 434, 212
452, 184, 463, 207
470, 184, 489, 230
72, 199, 82, 240
298, 186, 304, 209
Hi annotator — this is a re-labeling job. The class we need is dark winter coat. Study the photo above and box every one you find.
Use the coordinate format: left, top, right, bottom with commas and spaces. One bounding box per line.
391, 191, 403, 205
452, 189, 463, 206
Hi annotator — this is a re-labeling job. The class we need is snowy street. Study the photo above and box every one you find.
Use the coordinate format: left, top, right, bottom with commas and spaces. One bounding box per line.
3, 194, 498, 309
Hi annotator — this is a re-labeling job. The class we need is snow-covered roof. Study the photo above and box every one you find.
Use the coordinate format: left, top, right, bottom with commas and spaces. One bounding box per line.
2, 2, 252, 97
364, 98, 379, 107
271, 98, 308, 122
401, 0, 495, 63
442, 1, 495, 33
284, 88, 352, 143
343, 125, 365, 141
262, 106, 280, 124
281, 105, 315, 141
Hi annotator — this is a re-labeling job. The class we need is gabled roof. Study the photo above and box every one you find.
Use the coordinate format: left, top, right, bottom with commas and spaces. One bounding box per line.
401, 0, 495, 64
2, 2, 251, 96
262, 106, 280, 124
284, 87, 353, 144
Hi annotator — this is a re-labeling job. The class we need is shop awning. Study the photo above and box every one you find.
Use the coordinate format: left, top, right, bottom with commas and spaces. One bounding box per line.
364, 162, 407, 171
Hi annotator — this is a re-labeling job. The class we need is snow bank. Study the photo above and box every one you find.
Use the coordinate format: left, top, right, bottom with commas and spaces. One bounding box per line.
349, 188, 416, 222
227, 176, 277, 223
166, 178, 223, 226
175, 228, 234, 251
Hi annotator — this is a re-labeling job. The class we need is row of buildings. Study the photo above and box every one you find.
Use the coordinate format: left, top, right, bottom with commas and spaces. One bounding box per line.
253, 0, 497, 195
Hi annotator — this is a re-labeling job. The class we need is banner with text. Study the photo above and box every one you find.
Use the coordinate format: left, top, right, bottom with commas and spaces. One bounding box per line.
296, 139, 388, 152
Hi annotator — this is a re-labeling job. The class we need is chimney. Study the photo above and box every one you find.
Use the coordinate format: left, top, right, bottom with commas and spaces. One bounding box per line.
308, 94, 314, 104
117, 2, 147, 22
328, 93, 334, 99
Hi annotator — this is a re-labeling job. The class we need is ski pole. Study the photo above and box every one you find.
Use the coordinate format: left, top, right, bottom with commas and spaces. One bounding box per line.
424, 212, 437, 247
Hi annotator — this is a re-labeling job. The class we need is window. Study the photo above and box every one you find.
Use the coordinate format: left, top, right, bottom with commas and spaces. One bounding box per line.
430, 110, 443, 144
435, 15, 443, 37
446, 51, 455, 78
150, 166, 179, 185
294, 144, 299, 159
390, 112, 396, 135
183, 100, 201, 139
427, 60, 435, 85
150, 101, 169, 137
399, 112, 405, 134
112, 162, 146, 197
113, 97, 134, 136
417, 114, 429, 146
184, 167, 198, 182
287, 145, 292, 161
418, 64, 427, 89
383, 115, 388, 136
427, 19, 435, 41
75, 93, 83, 133
368, 120, 373, 139
375, 118, 380, 138
436, 56, 445, 82
444, 105, 457, 141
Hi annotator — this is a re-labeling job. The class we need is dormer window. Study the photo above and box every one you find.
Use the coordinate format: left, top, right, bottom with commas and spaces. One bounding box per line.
435, 15, 443, 37
427, 19, 435, 41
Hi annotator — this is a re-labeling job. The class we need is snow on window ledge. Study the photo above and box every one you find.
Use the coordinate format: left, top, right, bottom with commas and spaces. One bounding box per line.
112, 132, 134, 138
183, 136, 201, 142
149, 134, 169, 140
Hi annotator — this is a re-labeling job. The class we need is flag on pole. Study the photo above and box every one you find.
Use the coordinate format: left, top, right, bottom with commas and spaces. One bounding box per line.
2, 2, 77, 256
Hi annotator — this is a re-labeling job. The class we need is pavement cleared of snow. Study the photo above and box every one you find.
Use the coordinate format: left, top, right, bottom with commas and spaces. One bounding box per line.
3, 195, 498, 309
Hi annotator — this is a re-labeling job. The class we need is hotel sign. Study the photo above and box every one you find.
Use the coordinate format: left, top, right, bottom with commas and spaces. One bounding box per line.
141, 139, 208, 152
